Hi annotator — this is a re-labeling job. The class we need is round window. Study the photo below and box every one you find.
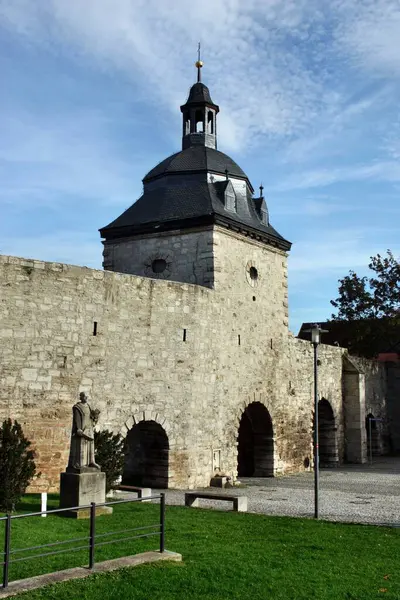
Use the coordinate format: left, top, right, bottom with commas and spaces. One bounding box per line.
249, 266, 258, 281
245, 261, 259, 288
151, 258, 167, 274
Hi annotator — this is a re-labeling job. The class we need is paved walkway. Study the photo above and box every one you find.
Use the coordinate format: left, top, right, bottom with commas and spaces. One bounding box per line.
163, 457, 400, 526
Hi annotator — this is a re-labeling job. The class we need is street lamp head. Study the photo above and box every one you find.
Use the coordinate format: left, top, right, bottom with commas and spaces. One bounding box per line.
304, 323, 329, 345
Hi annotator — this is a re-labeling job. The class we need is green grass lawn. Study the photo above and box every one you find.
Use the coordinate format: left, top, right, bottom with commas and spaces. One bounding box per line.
0, 494, 399, 599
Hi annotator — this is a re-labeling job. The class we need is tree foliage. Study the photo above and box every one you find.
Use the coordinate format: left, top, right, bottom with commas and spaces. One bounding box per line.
94, 430, 126, 493
330, 250, 400, 357
0, 419, 37, 512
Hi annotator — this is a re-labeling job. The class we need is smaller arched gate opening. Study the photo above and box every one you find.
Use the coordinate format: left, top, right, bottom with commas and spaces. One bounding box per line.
237, 402, 274, 477
318, 399, 339, 467
366, 413, 380, 458
123, 420, 169, 488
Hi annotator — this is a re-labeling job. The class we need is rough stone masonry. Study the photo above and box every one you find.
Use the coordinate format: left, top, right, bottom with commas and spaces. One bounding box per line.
0, 227, 394, 492
0, 67, 398, 492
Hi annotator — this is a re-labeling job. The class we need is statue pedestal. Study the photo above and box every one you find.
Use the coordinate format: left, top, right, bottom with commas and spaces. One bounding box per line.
59, 471, 113, 519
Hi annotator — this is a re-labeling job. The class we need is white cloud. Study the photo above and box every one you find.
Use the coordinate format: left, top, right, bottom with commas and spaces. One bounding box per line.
281, 86, 392, 165
289, 227, 400, 280
272, 195, 357, 217
334, 0, 400, 76
1, 0, 399, 158
0, 0, 338, 152
0, 106, 146, 208
272, 160, 400, 191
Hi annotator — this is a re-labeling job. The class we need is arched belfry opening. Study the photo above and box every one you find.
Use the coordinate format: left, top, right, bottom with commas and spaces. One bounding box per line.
207, 110, 214, 134
195, 110, 204, 132
366, 413, 380, 457
237, 402, 274, 477
123, 421, 169, 488
318, 399, 339, 467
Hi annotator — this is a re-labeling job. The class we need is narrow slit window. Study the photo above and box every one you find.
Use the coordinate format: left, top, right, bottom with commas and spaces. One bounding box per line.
93, 322, 98, 336
183, 328, 187, 342
238, 334, 241, 346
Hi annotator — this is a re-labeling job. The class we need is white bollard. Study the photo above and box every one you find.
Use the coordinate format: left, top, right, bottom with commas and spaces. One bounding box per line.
41, 492, 47, 517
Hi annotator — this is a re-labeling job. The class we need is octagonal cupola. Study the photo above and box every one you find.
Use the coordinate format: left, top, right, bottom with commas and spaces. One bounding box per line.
180, 54, 219, 150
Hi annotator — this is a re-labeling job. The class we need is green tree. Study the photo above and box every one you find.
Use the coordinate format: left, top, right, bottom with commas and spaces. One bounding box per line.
330, 250, 400, 357
94, 430, 126, 493
0, 419, 37, 512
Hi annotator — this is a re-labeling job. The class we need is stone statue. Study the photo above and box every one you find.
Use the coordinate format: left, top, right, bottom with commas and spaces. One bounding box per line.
67, 392, 101, 472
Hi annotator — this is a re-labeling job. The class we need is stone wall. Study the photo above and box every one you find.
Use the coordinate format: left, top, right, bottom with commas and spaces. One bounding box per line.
0, 254, 216, 491
103, 227, 214, 288
351, 357, 390, 455
384, 362, 400, 453
0, 233, 392, 492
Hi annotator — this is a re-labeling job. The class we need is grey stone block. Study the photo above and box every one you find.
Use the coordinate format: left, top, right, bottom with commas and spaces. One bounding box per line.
234, 496, 247, 512
184, 492, 247, 512
59, 471, 112, 518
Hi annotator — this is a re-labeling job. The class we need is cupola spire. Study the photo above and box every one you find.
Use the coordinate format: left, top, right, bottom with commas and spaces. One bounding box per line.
195, 42, 203, 83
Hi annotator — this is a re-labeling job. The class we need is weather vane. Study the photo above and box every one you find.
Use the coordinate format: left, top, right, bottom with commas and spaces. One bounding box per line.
195, 41, 203, 83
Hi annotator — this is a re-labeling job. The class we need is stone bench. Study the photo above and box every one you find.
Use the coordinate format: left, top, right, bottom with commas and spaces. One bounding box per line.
112, 485, 152, 501
185, 492, 247, 512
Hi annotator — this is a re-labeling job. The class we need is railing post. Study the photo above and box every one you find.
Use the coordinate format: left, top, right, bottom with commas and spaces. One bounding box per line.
3, 514, 11, 589
89, 502, 96, 569
159, 493, 165, 553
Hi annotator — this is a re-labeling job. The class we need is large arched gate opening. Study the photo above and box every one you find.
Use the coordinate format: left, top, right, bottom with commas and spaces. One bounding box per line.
237, 402, 274, 477
318, 399, 339, 467
123, 421, 169, 488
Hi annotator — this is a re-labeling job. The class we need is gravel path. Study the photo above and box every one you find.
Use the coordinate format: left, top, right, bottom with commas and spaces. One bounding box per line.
160, 457, 400, 526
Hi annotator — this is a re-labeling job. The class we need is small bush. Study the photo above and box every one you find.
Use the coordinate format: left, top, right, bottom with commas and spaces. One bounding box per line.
94, 430, 126, 493
0, 419, 37, 512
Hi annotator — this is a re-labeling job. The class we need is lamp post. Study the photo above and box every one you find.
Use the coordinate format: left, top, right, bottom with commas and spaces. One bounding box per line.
305, 324, 328, 519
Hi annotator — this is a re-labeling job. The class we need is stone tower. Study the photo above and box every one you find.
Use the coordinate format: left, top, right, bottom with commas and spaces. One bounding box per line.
100, 60, 291, 330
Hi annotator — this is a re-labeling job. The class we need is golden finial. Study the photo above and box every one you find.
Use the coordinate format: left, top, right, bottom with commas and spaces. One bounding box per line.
195, 42, 203, 82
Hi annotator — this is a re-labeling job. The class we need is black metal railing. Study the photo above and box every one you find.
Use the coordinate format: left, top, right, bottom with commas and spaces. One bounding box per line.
0, 493, 166, 589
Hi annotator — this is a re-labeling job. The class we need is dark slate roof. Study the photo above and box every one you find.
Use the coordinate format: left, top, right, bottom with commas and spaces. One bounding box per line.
184, 82, 215, 106
143, 146, 248, 183
102, 182, 213, 232
100, 177, 291, 250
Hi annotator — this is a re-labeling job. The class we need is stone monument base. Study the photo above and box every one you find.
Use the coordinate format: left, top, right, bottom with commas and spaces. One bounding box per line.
59, 471, 113, 519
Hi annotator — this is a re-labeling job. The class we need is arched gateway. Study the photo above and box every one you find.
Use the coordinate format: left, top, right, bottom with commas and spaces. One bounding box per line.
237, 402, 274, 477
318, 399, 339, 467
123, 421, 169, 488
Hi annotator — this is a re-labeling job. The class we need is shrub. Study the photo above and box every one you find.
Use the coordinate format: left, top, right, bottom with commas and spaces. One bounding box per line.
0, 419, 37, 512
94, 430, 126, 493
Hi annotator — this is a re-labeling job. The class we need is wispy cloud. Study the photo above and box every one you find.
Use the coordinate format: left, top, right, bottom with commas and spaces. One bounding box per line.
0, 0, 350, 152
273, 160, 400, 191
289, 227, 400, 280
288, 226, 400, 331
272, 195, 357, 217
0, 107, 145, 208
334, 0, 400, 76
0, 0, 399, 327
1, 0, 399, 156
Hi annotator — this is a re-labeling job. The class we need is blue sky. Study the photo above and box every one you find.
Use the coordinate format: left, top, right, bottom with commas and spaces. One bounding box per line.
1, 0, 399, 334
